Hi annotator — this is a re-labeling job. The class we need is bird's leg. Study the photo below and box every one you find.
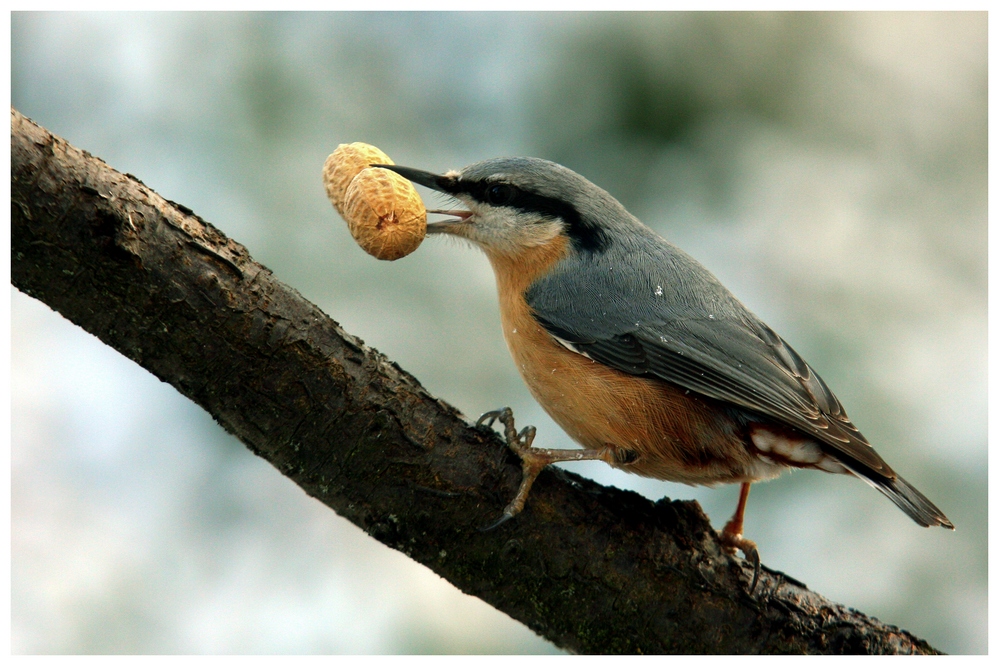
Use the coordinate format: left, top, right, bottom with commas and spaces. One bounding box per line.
477, 407, 615, 530
719, 481, 761, 593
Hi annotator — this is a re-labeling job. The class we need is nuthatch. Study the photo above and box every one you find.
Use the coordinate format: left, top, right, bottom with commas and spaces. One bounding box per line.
378, 157, 954, 589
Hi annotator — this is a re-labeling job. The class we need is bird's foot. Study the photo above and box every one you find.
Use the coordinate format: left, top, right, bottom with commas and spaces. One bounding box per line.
476, 407, 539, 529
476, 407, 534, 454
476, 407, 613, 531
719, 520, 761, 595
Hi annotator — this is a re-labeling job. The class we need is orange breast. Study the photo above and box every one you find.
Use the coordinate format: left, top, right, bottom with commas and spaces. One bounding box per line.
484, 242, 772, 485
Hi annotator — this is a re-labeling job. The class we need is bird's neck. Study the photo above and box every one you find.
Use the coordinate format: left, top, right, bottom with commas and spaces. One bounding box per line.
484, 238, 572, 391
484, 236, 570, 304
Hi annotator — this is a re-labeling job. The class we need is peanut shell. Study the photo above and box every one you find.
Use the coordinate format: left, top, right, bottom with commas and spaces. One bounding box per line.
323, 143, 394, 216
342, 167, 426, 261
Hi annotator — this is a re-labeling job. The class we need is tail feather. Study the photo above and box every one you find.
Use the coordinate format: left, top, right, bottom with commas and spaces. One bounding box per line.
847, 465, 954, 529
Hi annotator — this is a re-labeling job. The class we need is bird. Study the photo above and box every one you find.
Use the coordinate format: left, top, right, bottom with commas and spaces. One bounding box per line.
376, 157, 954, 590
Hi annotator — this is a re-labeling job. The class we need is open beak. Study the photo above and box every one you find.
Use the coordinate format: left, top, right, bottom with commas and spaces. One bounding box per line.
374, 164, 472, 232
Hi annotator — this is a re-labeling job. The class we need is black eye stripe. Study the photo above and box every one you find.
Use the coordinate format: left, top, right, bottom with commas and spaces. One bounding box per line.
446, 178, 611, 253
486, 183, 515, 206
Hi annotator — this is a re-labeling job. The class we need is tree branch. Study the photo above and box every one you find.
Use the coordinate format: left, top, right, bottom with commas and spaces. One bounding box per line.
9, 107, 941, 655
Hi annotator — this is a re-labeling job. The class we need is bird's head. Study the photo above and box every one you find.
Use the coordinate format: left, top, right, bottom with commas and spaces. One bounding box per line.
377, 157, 635, 260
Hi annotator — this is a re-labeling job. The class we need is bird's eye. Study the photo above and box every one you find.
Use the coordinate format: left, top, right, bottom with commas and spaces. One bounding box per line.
485, 183, 515, 206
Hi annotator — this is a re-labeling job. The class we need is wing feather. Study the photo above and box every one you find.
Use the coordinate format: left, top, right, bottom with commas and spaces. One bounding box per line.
526, 240, 888, 475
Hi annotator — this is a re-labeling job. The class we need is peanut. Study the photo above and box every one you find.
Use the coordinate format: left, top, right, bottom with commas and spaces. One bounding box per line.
323, 143, 426, 261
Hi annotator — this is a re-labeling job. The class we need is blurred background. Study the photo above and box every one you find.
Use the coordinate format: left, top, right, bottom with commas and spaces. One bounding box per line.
10, 12, 986, 654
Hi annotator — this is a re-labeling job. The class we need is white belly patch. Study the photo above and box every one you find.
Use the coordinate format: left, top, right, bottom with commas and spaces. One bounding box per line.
750, 425, 848, 474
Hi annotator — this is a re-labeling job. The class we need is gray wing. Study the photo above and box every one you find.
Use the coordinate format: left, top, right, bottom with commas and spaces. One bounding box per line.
525, 238, 888, 475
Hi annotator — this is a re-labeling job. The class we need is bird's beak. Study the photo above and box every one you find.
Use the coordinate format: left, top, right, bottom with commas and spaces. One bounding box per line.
375, 164, 472, 232
374, 164, 450, 192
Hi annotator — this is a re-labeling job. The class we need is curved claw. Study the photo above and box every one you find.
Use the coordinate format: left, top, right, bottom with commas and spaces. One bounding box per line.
745, 545, 761, 595
515, 426, 537, 451
476, 408, 507, 429
479, 511, 515, 533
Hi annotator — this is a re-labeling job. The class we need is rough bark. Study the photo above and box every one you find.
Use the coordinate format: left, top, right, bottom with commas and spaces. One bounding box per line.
9, 108, 941, 655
